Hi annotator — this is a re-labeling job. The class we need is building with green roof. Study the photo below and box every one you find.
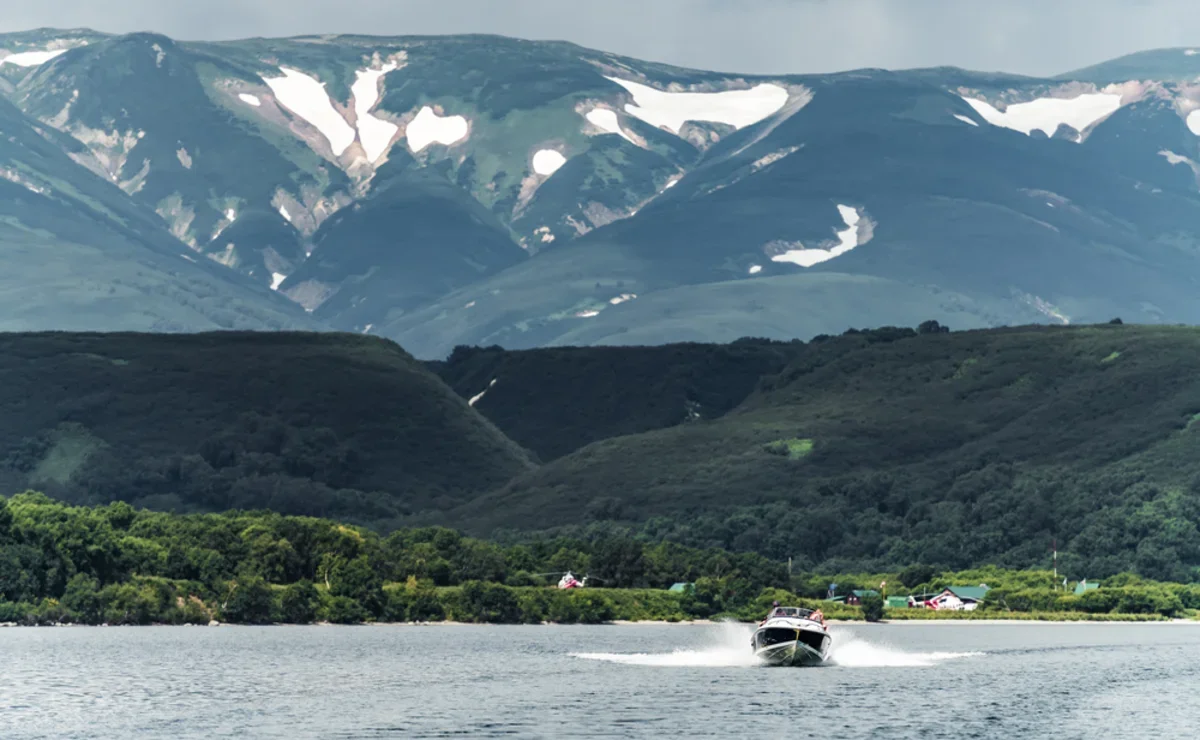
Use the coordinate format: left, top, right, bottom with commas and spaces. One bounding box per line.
925, 585, 990, 611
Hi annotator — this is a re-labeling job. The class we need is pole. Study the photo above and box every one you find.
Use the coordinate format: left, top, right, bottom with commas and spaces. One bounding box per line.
1053, 538, 1057, 590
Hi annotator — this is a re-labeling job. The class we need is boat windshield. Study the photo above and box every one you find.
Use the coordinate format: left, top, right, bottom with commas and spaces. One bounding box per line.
769, 606, 814, 619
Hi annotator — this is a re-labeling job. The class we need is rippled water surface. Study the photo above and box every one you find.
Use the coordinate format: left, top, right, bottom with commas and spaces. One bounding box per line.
2, 622, 1199, 738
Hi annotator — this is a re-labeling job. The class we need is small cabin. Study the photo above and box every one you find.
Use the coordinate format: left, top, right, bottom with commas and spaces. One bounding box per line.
844, 589, 879, 606
924, 585, 990, 611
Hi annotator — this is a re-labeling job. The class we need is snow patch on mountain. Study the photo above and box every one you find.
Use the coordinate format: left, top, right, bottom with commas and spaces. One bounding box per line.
1186, 50, 1199, 56
406, 106, 468, 152
66, 124, 144, 183
752, 146, 801, 173
208, 243, 238, 268
155, 194, 197, 247
1161, 149, 1191, 166
351, 62, 399, 163
238, 93, 261, 107
0, 167, 48, 195
210, 206, 240, 241
585, 107, 636, 144
262, 67, 357, 156
748, 264, 762, 275
271, 186, 349, 238
120, 159, 150, 195
0, 49, 67, 67
961, 92, 1122, 139
770, 204, 864, 268
468, 378, 497, 407
1187, 110, 1200, 136
1158, 149, 1200, 183
606, 77, 789, 134
1016, 291, 1070, 325
271, 272, 287, 290
609, 293, 637, 305
532, 149, 567, 176
954, 114, 979, 126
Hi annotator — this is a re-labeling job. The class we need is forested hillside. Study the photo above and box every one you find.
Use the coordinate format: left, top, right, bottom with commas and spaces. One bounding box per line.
0, 332, 533, 522
429, 339, 806, 460
6, 325, 1200, 583
455, 322, 1200, 581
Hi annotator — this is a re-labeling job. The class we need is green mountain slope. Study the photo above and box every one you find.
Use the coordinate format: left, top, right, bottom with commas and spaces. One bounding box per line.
428, 339, 807, 460
0, 332, 535, 522
450, 323, 1200, 580
0, 91, 313, 332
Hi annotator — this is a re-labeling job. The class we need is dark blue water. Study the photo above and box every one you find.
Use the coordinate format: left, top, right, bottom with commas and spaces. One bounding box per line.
2, 621, 1197, 738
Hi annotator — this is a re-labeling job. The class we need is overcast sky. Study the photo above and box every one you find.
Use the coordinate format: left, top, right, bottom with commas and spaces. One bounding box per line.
3, 0, 1200, 76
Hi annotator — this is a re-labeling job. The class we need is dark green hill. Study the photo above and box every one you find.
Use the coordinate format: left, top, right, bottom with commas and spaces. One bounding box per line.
451, 323, 1200, 581
428, 339, 806, 460
0, 332, 534, 523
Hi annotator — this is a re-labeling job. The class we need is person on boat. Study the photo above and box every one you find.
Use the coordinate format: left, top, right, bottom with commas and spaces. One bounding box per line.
811, 608, 826, 627
760, 601, 780, 625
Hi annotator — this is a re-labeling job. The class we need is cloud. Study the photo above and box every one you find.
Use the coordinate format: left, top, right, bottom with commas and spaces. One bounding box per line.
2, 0, 1199, 76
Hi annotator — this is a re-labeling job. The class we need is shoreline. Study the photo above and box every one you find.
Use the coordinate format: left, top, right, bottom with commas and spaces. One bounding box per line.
5, 617, 1195, 628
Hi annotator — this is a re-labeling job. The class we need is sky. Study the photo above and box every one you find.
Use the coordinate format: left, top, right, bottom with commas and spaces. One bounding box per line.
3, 0, 1200, 76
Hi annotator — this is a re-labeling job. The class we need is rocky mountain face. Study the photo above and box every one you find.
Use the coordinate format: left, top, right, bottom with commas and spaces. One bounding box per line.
5, 31, 1200, 353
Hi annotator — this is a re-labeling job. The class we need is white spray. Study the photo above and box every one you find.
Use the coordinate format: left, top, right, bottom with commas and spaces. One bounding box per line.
571, 622, 983, 669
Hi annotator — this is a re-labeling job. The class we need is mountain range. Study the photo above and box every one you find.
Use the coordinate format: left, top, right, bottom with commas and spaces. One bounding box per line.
5, 30, 1200, 356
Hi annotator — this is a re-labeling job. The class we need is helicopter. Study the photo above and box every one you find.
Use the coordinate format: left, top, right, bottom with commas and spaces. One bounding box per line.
531, 570, 606, 589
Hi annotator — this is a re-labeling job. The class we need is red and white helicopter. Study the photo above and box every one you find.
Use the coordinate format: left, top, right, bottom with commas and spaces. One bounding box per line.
532, 570, 603, 589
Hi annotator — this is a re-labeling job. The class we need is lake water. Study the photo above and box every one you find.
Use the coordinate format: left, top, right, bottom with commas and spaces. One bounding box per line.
2, 622, 1198, 738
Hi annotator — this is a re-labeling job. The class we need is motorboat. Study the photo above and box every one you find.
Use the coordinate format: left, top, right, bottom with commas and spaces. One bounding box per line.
751, 606, 832, 666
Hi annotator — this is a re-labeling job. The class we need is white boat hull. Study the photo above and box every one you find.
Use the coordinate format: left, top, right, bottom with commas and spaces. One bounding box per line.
751, 619, 832, 666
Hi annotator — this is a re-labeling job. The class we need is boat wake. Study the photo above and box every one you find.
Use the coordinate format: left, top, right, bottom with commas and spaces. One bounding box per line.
571, 622, 760, 667
827, 629, 983, 667
570, 623, 983, 668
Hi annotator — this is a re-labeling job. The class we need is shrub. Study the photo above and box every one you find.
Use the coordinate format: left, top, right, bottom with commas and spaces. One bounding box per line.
861, 594, 885, 622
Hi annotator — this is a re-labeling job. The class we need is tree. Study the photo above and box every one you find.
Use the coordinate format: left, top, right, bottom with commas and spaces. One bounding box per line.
330, 555, 383, 617
591, 538, 645, 588
61, 573, 102, 624
457, 581, 522, 623
278, 580, 318, 623
222, 576, 274, 624
897, 564, 936, 591
861, 594, 885, 622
